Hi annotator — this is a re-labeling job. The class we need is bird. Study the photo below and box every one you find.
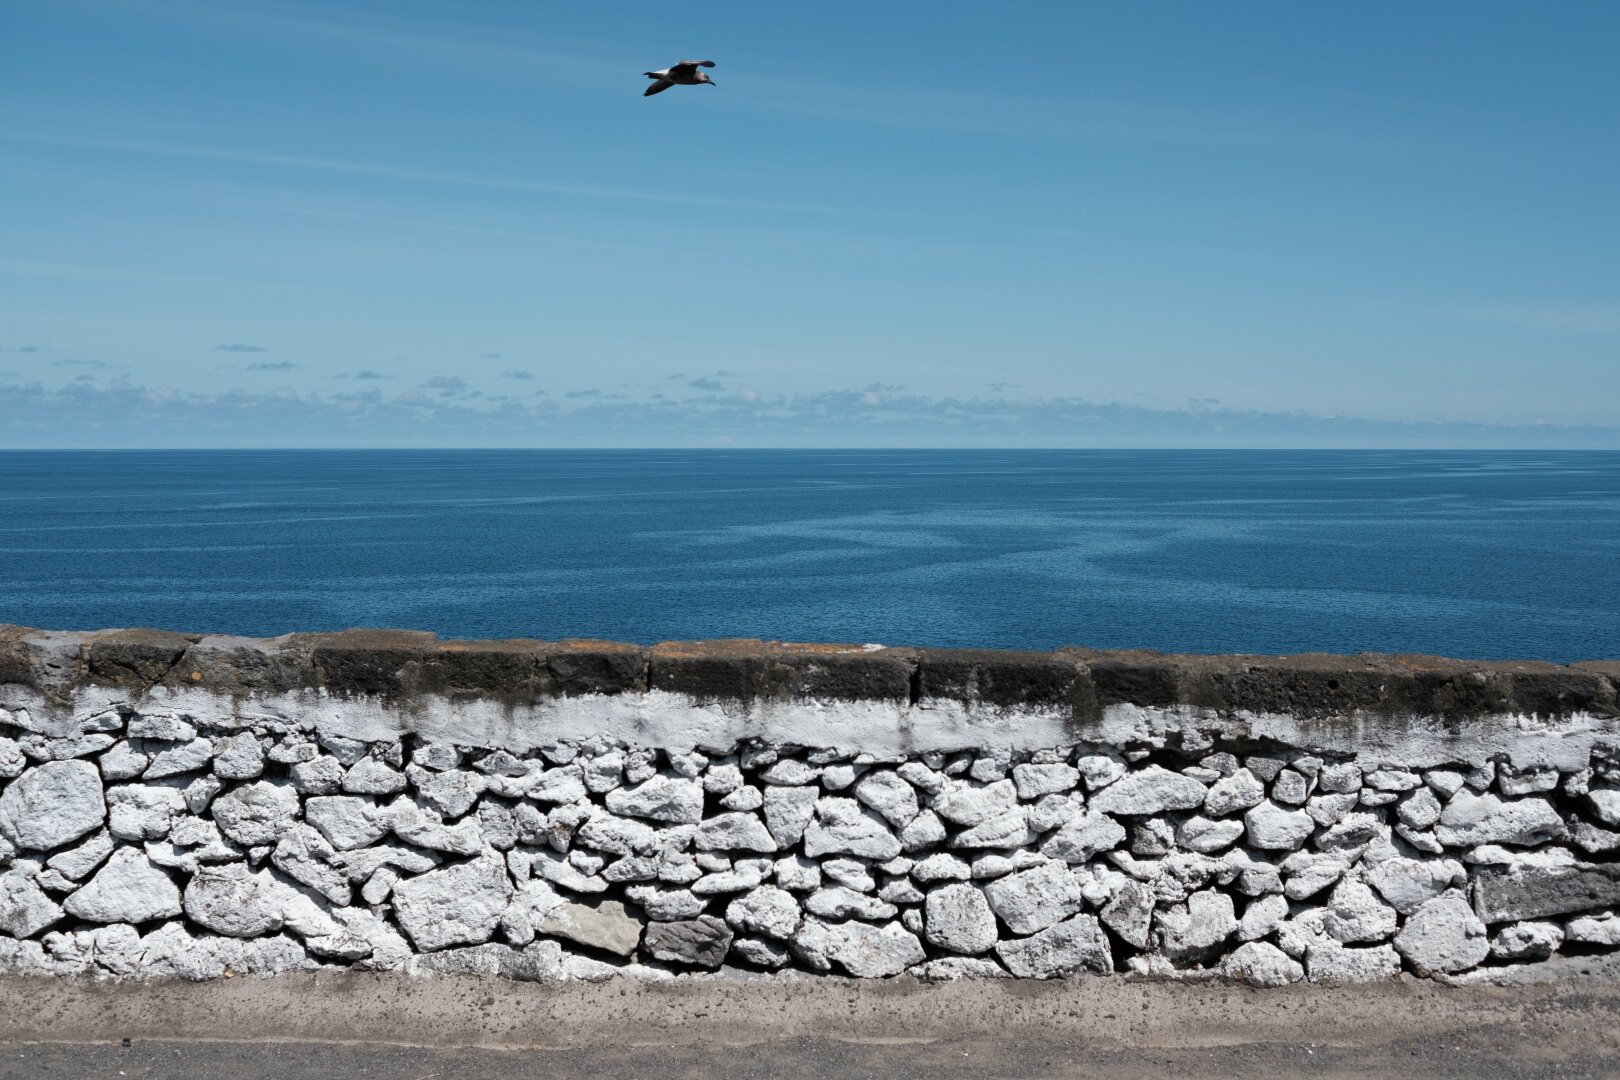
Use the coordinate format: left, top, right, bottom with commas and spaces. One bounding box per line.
643, 59, 716, 97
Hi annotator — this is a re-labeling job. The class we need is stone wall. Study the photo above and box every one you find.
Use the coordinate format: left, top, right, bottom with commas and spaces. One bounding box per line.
0, 624, 1617, 985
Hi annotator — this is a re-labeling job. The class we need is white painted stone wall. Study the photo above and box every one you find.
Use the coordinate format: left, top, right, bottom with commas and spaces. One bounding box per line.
0, 686, 1618, 985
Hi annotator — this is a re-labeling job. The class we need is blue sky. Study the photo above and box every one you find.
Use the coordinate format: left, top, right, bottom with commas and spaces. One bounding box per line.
2, 0, 1617, 447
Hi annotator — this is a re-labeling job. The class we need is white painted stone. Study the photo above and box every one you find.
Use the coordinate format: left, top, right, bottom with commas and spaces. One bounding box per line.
1566, 912, 1620, 947
1087, 766, 1206, 817
1202, 769, 1266, 817
1154, 890, 1237, 963
719, 785, 763, 811
803, 799, 900, 860
605, 776, 704, 824
693, 811, 776, 853
1394, 893, 1489, 975
289, 756, 344, 795
63, 846, 182, 924
1306, 941, 1403, 982
211, 734, 264, 780
932, 779, 1019, 827
144, 738, 213, 779
759, 758, 818, 786
392, 852, 514, 952
1586, 789, 1620, 828
911, 853, 972, 883
1243, 801, 1315, 851
798, 916, 925, 978
1323, 878, 1397, 944
211, 780, 300, 847
1076, 755, 1126, 791
45, 829, 113, 881
762, 785, 820, 848
983, 861, 1084, 936
1281, 851, 1353, 900
270, 824, 350, 905
1039, 809, 1126, 864
995, 914, 1112, 978
951, 808, 1031, 849
387, 798, 485, 855
1238, 893, 1289, 942
804, 886, 897, 921
305, 796, 389, 850
0, 760, 106, 851
725, 885, 802, 939
924, 883, 997, 954
1491, 921, 1564, 960
1434, 792, 1567, 848
1096, 878, 1152, 949
1177, 815, 1245, 854
410, 768, 485, 819
529, 766, 588, 804
1012, 764, 1079, 800
852, 771, 919, 827
898, 809, 947, 852
0, 867, 62, 937
106, 783, 187, 841
820, 858, 874, 892
1222, 941, 1303, 986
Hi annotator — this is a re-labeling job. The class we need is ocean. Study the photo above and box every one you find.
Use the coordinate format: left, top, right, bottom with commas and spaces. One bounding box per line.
0, 449, 1615, 662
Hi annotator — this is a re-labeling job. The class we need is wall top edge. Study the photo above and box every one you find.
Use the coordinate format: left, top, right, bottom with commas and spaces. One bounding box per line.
0, 624, 1615, 723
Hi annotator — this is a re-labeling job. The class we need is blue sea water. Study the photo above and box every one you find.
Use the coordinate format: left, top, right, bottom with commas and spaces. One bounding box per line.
0, 450, 1615, 662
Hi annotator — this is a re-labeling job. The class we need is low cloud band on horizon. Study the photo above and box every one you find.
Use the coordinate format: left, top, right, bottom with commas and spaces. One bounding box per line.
0, 374, 1615, 449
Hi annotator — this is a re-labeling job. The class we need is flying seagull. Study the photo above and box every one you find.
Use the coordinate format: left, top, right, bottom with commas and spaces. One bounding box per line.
644, 59, 716, 97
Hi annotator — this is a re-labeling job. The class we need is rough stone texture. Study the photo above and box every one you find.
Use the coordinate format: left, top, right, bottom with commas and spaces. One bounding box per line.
982, 862, 1083, 936
642, 915, 731, 968
995, 915, 1112, 978
0, 869, 61, 938
62, 847, 182, 924
1472, 863, 1620, 923
924, 883, 998, 955
391, 854, 512, 952
1394, 894, 1490, 975
1088, 767, 1207, 816
0, 627, 1619, 983
539, 900, 643, 957
0, 761, 106, 851
1222, 941, 1304, 987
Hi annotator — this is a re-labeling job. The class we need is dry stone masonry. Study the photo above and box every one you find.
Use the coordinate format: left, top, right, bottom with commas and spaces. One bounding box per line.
0, 624, 1617, 985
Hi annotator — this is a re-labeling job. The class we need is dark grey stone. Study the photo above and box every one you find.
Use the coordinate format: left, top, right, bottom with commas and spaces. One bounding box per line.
642, 915, 733, 969
1472, 863, 1620, 923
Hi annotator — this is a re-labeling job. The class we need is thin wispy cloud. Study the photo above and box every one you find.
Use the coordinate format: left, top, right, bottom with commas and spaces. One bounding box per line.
336, 370, 392, 380
2, 130, 855, 217
245, 360, 298, 371
214, 343, 266, 353
500, 369, 534, 380
52, 358, 113, 369
565, 389, 602, 399
686, 377, 723, 391
479, 352, 502, 360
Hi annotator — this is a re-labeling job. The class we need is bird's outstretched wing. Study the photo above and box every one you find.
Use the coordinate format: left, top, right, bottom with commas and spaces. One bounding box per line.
678, 60, 716, 68
670, 59, 716, 76
643, 79, 674, 97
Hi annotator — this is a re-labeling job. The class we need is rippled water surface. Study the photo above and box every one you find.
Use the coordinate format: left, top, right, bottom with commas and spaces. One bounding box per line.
0, 450, 1615, 661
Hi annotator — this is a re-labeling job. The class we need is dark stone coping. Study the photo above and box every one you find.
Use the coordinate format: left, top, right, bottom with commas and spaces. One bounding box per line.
0, 624, 1615, 721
